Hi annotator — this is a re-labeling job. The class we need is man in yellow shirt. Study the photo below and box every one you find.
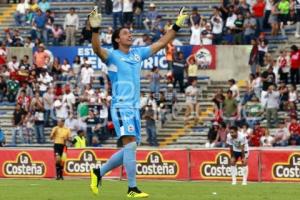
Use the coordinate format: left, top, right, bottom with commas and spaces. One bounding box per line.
50, 118, 71, 180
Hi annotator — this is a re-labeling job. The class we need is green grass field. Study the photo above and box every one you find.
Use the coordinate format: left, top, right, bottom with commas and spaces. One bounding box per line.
0, 179, 299, 200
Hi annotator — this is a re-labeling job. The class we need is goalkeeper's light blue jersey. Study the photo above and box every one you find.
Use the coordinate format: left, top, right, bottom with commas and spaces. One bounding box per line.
105, 46, 152, 109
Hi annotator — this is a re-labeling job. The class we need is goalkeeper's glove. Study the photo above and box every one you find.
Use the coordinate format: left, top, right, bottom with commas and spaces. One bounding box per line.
88, 8, 102, 33
173, 7, 189, 32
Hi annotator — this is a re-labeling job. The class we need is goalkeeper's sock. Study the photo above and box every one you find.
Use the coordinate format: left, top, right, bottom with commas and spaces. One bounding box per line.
231, 165, 237, 184
100, 148, 124, 177
123, 142, 137, 188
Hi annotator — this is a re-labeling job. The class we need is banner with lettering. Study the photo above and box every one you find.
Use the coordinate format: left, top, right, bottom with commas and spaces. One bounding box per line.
39, 46, 217, 70
189, 149, 260, 181
260, 150, 300, 182
121, 150, 189, 180
64, 149, 121, 177
0, 149, 55, 178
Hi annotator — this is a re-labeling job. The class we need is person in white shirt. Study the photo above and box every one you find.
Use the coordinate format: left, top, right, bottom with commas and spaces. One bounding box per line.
37, 71, 53, 94
260, 128, 274, 147
54, 97, 68, 119
100, 26, 113, 45
80, 64, 94, 85
225, 9, 237, 30
65, 113, 79, 138
7, 56, 19, 72
201, 24, 213, 45
210, 8, 223, 44
61, 59, 71, 80
227, 126, 249, 186
14, 0, 29, 26
112, 0, 123, 29
123, 0, 134, 29
190, 23, 202, 45
228, 79, 240, 102
63, 7, 79, 46
62, 88, 76, 111
185, 80, 198, 122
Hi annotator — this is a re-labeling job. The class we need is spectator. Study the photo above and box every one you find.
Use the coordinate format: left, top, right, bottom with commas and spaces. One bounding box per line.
206, 121, 219, 148
7, 55, 19, 73
72, 130, 86, 148
37, 70, 53, 96
61, 59, 71, 81
261, 65, 276, 105
186, 55, 198, 85
249, 39, 259, 74
122, 0, 134, 29
228, 79, 240, 102
201, 24, 213, 45
63, 7, 79, 46
273, 121, 290, 146
165, 84, 177, 113
143, 104, 159, 146
14, 0, 29, 26
214, 122, 228, 147
17, 89, 31, 112
32, 9, 48, 44
288, 84, 298, 110
294, 0, 300, 38
210, 7, 223, 44
278, 81, 289, 110
80, 62, 94, 86
278, 0, 290, 36
184, 80, 198, 123
264, 0, 272, 29
222, 90, 238, 125
65, 112, 79, 138
133, 0, 144, 29
38, 0, 50, 13
43, 87, 54, 126
212, 88, 225, 122
54, 96, 69, 120
190, 7, 201, 25
0, 76, 7, 102
264, 85, 280, 128
0, 41, 7, 67
189, 23, 202, 45
112, 0, 123, 29
11, 104, 26, 145
225, 6, 237, 31
269, 0, 279, 37
257, 33, 269, 67
33, 43, 49, 73
252, 0, 266, 35
243, 96, 264, 128
62, 86, 76, 111
290, 45, 300, 85
0, 126, 5, 146
6, 79, 20, 102
165, 41, 174, 70
172, 51, 186, 93
79, 20, 92, 45
51, 24, 64, 46
85, 110, 100, 146
243, 11, 256, 44
77, 97, 89, 118
51, 57, 62, 80
233, 13, 244, 44
249, 122, 265, 146
133, 33, 151, 46
260, 129, 274, 147
143, 3, 158, 31
148, 66, 161, 96
277, 49, 290, 84
100, 26, 113, 45
288, 117, 300, 145
31, 92, 45, 143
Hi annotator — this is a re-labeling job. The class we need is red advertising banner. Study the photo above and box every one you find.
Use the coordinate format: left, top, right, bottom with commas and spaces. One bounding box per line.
64, 148, 121, 178
190, 45, 217, 70
121, 150, 189, 180
0, 149, 55, 178
190, 149, 260, 181
260, 150, 300, 182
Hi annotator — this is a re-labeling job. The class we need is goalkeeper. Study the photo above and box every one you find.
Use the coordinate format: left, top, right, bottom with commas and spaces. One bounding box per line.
89, 7, 189, 198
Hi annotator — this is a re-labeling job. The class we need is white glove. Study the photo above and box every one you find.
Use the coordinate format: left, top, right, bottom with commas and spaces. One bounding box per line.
88, 8, 102, 28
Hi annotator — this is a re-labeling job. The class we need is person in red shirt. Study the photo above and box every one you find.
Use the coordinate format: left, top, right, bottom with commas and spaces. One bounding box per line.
290, 45, 300, 84
249, 122, 265, 146
17, 90, 31, 112
288, 117, 300, 145
252, 0, 266, 35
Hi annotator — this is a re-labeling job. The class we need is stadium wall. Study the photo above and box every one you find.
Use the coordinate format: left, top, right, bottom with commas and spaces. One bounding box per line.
1, 148, 300, 182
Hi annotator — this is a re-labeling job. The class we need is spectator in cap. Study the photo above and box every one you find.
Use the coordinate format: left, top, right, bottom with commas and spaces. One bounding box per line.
143, 3, 159, 31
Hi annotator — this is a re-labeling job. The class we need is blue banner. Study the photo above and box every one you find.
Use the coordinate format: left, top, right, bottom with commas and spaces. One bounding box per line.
44, 46, 194, 70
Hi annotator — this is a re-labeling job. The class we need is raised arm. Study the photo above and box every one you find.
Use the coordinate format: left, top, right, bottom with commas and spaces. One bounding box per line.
150, 7, 189, 55
89, 9, 108, 61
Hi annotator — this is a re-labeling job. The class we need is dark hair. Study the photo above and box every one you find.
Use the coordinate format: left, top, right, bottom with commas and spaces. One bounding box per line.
227, 90, 233, 95
229, 126, 238, 132
77, 130, 84, 135
24, 55, 29, 60
291, 45, 298, 52
112, 27, 127, 50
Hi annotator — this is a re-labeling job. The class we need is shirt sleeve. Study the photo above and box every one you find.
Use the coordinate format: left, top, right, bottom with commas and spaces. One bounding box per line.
137, 46, 152, 60
226, 134, 232, 146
